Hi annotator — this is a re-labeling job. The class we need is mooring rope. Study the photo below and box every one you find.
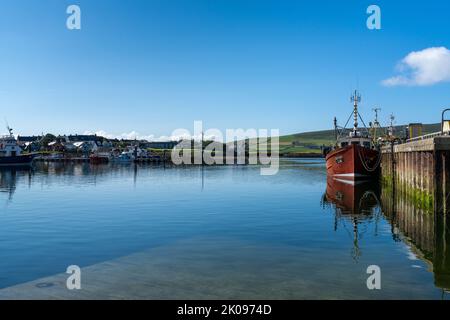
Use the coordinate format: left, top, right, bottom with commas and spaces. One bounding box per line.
357, 146, 382, 173
358, 190, 380, 209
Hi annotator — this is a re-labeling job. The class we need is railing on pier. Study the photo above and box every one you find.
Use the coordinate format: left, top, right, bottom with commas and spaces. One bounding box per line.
404, 108, 450, 143
406, 131, 444, 143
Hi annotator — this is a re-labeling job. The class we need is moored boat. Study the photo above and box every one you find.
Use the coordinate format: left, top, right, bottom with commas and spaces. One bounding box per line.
0, 127, 35, 166
324, 91, 381, 180
111, 151, 135, 163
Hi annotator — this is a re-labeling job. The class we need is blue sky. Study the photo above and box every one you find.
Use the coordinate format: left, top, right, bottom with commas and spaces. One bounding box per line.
1, 0, 450, 138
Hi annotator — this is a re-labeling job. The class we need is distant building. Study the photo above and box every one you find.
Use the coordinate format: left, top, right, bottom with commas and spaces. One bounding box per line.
23, 142, 42, 152
17, 136, 42, 146
73, 141, 98, 153
62, 142, 77, 152
101, 140, 113, 148
408, 123, 423, 139
62, 135, 112, 152
67, 134, 103, 143
47, 141, 66, 152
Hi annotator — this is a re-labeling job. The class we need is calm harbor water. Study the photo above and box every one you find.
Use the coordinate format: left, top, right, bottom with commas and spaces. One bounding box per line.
0, 159, 449, 299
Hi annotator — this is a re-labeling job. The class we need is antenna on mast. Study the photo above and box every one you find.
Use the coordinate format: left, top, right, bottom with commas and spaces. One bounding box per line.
4, 118, 13, 137
389, 113, 395, 137
350, 90, 361, 135
371, 107, 381, 143
333, 117, 338, 140
372, 108, 381, 126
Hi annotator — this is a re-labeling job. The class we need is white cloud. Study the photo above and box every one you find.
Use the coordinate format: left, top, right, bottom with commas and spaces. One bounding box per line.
83, 130, 198, 142
84, 130, 164, 141
382, 47, 450, 86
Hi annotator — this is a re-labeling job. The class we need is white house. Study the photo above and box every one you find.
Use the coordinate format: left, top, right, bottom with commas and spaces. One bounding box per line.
73, 141, 98, 153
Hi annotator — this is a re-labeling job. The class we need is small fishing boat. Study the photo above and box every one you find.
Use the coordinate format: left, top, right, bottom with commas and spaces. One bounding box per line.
113, 151, 135, 163
324, 91, 381, 180
0, 127, 34, 166
110, 146, 148, 163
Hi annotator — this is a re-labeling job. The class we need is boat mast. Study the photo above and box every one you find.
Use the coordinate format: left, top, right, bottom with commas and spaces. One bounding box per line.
372, 107, 381, 142
351, 90, 361, 136
388, 113, 395, 137
333, 117, 338, 140
373, 108, 381, 127
4, 119, 14, 138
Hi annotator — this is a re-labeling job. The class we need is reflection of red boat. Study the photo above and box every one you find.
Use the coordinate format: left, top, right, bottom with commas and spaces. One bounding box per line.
325, 91, 381, 180
323, 177, 380, 260
325, 177, 379, 216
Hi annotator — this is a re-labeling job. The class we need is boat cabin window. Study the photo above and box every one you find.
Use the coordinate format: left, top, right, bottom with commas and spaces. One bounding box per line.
351, 141, 359, 145
340, 142, 348, 147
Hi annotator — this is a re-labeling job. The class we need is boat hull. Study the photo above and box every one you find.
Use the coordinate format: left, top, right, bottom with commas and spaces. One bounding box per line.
0, 154, 34, 166
325, 144, 380, 180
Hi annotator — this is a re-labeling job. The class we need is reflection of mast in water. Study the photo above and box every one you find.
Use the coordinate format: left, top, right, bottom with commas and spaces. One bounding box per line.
0, 167, 33, 203
201, 131, 205, 191
0, 169, 17, 201
351, 217, 361, 261
323, 177, 381, 261
201, 164, 204, 191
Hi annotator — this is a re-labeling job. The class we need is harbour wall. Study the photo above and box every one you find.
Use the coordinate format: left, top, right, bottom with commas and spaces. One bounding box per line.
381, 136, 450, 213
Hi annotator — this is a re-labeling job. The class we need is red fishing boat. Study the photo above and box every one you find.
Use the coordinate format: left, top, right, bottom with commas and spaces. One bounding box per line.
324, 91, 381, 180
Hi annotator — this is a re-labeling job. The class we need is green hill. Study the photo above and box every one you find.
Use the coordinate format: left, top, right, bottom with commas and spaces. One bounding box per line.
277, 123, 440, 155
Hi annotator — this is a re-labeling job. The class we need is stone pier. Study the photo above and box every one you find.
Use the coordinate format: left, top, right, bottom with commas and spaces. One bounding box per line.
381, 136, 450, 213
